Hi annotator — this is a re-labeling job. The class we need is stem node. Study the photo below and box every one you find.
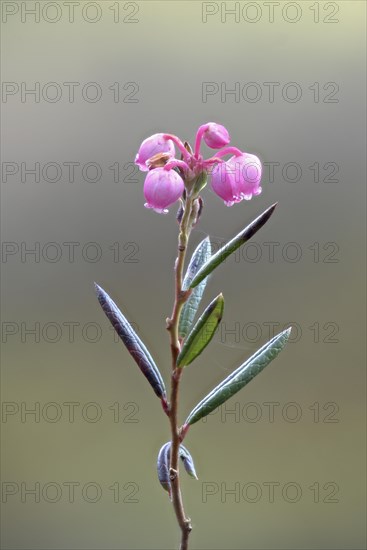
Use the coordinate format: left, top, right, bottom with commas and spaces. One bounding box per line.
169, 468, 178, 481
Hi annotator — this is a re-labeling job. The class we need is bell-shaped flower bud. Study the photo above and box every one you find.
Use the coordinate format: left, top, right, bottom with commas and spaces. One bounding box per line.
210, 153, 262, 206
227, 153, 262, 200
144, 167, 184, 214
210, 161, 240, 207
135, 134, 175, 172
202, 123, 230, 149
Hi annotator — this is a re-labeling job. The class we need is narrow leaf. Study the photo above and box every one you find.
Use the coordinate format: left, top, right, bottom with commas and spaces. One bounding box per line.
189, 203, 277, 289
94, 283, 166, 402
180, 445, 198, 480
184, 327, 291, 426
157, 442, 171, 497
177, 294, 224, 368
179, 236, 212, 338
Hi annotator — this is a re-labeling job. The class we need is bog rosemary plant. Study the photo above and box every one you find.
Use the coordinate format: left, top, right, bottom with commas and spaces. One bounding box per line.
94, 123, 291, 550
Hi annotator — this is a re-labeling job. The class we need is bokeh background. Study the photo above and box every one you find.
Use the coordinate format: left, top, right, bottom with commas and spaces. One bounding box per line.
1, 1, 366, 549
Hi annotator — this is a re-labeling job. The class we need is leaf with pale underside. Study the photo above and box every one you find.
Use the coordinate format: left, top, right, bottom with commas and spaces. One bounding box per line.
179, 445, 198, 479
179, 236, 212, 338
157, 442, 171, 497
94, 283, 166, 403
184, 327, 291, 426
189, 203, 277, 289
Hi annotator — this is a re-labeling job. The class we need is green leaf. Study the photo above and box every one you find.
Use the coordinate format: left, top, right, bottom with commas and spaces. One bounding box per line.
184, 327, 291, 425
94, 283, 167, 404
189, 203, 277, 289
179, 237, 212, 338
177, 294, 224, 368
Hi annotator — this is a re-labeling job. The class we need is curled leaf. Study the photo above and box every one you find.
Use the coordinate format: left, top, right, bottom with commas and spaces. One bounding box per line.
189, 203, 277, 289
184, 327, 291, 426
157, 442, 171, 497
94, 283, 166, 402
177, 294, 224, 368
179, 237, 212, 338
180, 445, 198, 480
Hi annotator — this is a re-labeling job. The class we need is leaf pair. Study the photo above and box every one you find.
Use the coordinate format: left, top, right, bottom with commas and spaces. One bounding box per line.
157, 442, 198, 498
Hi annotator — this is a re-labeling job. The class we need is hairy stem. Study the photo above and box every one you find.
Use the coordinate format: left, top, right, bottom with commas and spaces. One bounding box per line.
167, 195, 194, 550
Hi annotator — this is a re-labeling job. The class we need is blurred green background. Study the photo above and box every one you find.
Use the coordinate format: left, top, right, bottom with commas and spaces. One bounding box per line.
1, 1, 366, 548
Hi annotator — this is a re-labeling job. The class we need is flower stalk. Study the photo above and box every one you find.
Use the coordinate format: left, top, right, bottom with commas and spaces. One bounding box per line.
166, 194, 195, 550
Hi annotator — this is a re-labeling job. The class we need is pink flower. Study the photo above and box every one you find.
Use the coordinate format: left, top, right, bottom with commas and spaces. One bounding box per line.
135, 124, 263, 211
210, 162, 239, 207
144, 167, 184, 214
202, 123, 230, 149
135, 134, 175, 172
210, 153, 262, 206
228, 153, 262, 199
194, 123, 230, 156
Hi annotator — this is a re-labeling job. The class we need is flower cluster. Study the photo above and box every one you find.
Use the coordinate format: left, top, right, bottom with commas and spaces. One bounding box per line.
134, 123, 262, 213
